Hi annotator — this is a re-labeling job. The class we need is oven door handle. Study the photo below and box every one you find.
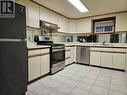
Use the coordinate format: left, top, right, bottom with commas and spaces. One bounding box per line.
52, 49, 65, 52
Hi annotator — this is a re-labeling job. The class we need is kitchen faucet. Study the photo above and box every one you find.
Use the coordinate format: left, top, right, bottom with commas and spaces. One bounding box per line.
102, 41, 106, 45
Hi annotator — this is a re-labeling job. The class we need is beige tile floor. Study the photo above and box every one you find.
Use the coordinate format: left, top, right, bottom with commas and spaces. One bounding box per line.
26, 64, 127, 95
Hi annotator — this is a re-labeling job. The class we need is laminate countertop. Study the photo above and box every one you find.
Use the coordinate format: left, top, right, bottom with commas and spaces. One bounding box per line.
63, 42, 127, 48
27, 42, 50, 50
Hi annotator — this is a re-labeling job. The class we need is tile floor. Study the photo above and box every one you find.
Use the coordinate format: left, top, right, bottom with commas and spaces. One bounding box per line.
26, 64, 127, 95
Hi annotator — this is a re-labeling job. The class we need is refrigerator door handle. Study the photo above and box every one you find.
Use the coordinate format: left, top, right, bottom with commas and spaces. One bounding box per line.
0, 38, 26, 42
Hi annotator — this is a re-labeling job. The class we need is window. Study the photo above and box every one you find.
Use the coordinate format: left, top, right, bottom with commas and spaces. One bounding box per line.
92, 17, 115, 34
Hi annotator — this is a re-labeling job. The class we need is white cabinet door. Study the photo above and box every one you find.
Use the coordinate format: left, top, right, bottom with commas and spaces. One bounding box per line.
90, 51, 101, 66
101, 52, 113, 68
65, 49, 71, 66
40, 6, 51, 22
113, 53, 126, 70
65, 58, 71, 66
65, 47, 74, 66
116, 12, 127, 32
40, 7, 58, 24
68, 20, 76, 33
70, 47, 74, 63
113, 48, 126, 70
28, 1, 39, 28
28, 56, 41, 81
40, 54, 50, 75
58, 16, 68, 32
50, 11, 59, 24
65, 47, 74, 65
76, 18, 91, 33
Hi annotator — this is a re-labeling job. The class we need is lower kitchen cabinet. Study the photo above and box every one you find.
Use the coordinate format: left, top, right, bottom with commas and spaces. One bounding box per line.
40, 54, 50, 76
65, 46, 74, 66
65, 47, 71, 66
90, 47, 126, 70
28, 48, 50, 82
70, 47, 74, 63
101, 52, 113, 68
28, 56, 41, 81
65, 58, 71, 66
113, 53, 126, 70
90, 51, 101, 66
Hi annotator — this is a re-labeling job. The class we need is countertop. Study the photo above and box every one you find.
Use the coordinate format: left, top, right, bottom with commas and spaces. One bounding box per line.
27, 42, 127, 49
63, 42, 127, 48
27, 42, 50, 50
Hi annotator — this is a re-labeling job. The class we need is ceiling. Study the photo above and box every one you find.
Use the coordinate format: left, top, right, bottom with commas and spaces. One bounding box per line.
32, 0, 127, 18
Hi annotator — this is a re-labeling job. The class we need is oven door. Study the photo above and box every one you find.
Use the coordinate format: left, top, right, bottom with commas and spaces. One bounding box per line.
52, 48, 65, 67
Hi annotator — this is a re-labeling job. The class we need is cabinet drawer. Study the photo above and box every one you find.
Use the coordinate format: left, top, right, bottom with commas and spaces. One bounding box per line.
113, 48, 126, 52
28, 49, 41, 56
65, 47, 71, 51
98, 48, 113, 52
91, 47, 113, 52
90, 47, 103, 51
40, 49, 49, 54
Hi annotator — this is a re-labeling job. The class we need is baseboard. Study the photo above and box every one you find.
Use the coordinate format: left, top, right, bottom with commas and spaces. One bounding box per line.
28, 73, 50, 84
77, 63, 90, 66
90, 65, 125, 72
75, 63, 125, 72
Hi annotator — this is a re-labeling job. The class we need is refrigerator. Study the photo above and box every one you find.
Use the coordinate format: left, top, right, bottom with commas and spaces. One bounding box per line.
0, 3, 27, 95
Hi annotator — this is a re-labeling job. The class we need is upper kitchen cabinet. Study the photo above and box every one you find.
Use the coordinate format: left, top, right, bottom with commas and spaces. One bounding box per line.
68, 19, 76, 33
58, 16, 68, 32
27, 1, 39, 28
40, 7, 58, 25
49, 11, 59, 25
40, 7, 52, 23
76, 18, 92, 33
116, 12, 127, 32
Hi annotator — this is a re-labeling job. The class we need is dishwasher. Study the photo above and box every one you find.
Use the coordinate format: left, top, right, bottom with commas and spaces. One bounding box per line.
76, 46, 90, 65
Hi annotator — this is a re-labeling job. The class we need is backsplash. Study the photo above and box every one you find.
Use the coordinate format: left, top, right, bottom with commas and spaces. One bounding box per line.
98, 34, 110, 43
52, 35, 65, 42
26, 27, 127, 43
26, 27, 41, 43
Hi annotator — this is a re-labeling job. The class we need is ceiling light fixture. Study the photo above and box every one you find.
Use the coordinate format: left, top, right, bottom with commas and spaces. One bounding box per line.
68, 0, 88, 13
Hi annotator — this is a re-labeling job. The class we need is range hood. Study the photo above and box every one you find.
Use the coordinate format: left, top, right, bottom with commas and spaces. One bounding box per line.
40, 20, 60, 31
